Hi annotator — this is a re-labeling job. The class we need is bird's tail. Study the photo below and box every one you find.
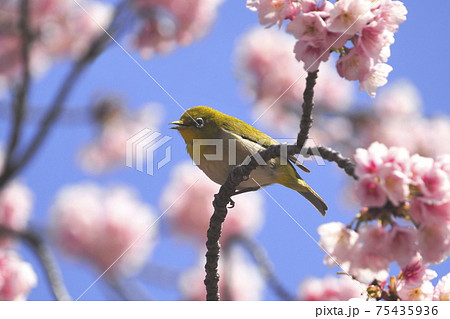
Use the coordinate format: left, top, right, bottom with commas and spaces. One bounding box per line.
285, 178, 328, 216
297, 188, 328, 216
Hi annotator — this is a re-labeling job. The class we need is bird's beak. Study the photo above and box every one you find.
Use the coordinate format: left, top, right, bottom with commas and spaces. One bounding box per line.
169, 120, 186, 129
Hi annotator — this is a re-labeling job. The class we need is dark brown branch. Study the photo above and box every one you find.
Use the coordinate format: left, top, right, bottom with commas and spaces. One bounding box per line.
5, 0, 32, 166
225, 236, 296, 301
0, 3, 124, 190
305, 146, 357, 179
297, 71, 318, 149
0, 225, 72, 301
204, 72, 319, 301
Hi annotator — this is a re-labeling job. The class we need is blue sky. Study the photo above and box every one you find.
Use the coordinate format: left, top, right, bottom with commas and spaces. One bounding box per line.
1, 1, 449, 300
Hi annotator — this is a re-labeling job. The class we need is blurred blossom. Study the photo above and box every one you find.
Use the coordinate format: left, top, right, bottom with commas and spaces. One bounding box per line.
373, 80, 422, 118
417, 222, 450, 265
50, 183, 158, 276
299, 275, 366, 301
78, 100, 163, 174
0, 250, 37, 301
0, 180, 33, 248
179, 247, 264, 301
0, 0, 113, 90
160, 162, 264, 244
397, 280, 434, 301
234, 27, 353, 134
433, 273, 450, 301
318, 222, 358, 268
385, 225, 418, 267
129, 0, 224, 58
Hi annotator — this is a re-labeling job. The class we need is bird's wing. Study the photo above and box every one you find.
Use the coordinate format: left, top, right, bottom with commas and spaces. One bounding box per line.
222, 120, 310, 173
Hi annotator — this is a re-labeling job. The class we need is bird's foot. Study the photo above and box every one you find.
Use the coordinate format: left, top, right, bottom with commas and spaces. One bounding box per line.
227, 198, 235, 209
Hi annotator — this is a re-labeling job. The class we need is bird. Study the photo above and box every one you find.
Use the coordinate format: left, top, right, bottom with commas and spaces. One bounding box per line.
170, 106, 328, 216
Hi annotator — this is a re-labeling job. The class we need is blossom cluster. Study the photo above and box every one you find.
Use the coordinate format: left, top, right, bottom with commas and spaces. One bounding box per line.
0, 150, 37, 300
50, 183, 158, 276
0, 0, 112, 91
234, 27, 354, 135
317, 142, 450, 300
247, 0, 407, 96
129, 0, 224, 57
78, 97, 163, 174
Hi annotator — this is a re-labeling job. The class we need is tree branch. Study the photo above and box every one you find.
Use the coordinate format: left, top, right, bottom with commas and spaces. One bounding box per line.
0, 2, 125, 190
5, 0, 32, 167
0, 225, 72, 301
204, 72, 319, 301
305, 146, 357, 179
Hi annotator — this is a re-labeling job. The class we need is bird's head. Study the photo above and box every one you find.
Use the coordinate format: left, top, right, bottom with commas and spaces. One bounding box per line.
170, 106, 224, 143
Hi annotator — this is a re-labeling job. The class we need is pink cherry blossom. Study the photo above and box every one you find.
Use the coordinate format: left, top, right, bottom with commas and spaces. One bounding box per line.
354, 142, 389, 176
246, 0, 301, 27
378, 165, 409, 206
317, 222, 358, 267
372, 0, 407, 33
327, 0, 375, 36
410, 198, 450, 224
78, 102, 163, 174
358, 62, 393, 97
0, 0, 113, 90
385, 225, 418, 267
347, 224, 391, 283
0, 250, 37, 301
417, 222, 450, 265
397, 280, 434, 301
397, 255, 437, 289
0, 181, 33, 232
234, 27, 354, 134
160, 162, 264, 244
355, 175, 387, 208
0, 181, 33, 248
130, 0, 224, 57
373, 80, 422, 118
50, 183, 158, 276
433, 273, 450, 301
299, 275, 366, 301
179, 248, 264, 301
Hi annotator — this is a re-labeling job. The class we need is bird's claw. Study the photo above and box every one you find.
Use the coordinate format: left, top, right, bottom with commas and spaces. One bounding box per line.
227, 199, 235, 208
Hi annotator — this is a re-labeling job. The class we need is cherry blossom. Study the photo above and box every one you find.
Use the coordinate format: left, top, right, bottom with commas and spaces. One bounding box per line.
317, 222, 358, 267
78, 101, 163, 174
246, 0, 301, 27
0, 181, 33, 248
0, 250, 37, 301
160, 162, 264, 244
0, 0, 113, 90
234, 27, 353, 134
299, 275, 366, 301
50, 183, 158, 276
433, 273, 450, 301
130, 0, 224, 57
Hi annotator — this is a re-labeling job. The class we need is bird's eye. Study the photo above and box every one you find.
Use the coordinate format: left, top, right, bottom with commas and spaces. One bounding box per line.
195, 117, 204, 128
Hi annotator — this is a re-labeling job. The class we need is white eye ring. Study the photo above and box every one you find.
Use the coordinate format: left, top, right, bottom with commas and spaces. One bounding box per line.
195, 117, 204, 128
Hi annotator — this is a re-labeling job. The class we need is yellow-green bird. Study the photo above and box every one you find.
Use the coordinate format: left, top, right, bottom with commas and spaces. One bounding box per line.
170, 106, 328, 216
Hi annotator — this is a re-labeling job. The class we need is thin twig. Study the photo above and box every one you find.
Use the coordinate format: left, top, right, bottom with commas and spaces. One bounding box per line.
204, 72, 319, 301
5, 0, 32, 166
305, 146, 357, 179
225, 236, 296, 301
0, 225, 72, 301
